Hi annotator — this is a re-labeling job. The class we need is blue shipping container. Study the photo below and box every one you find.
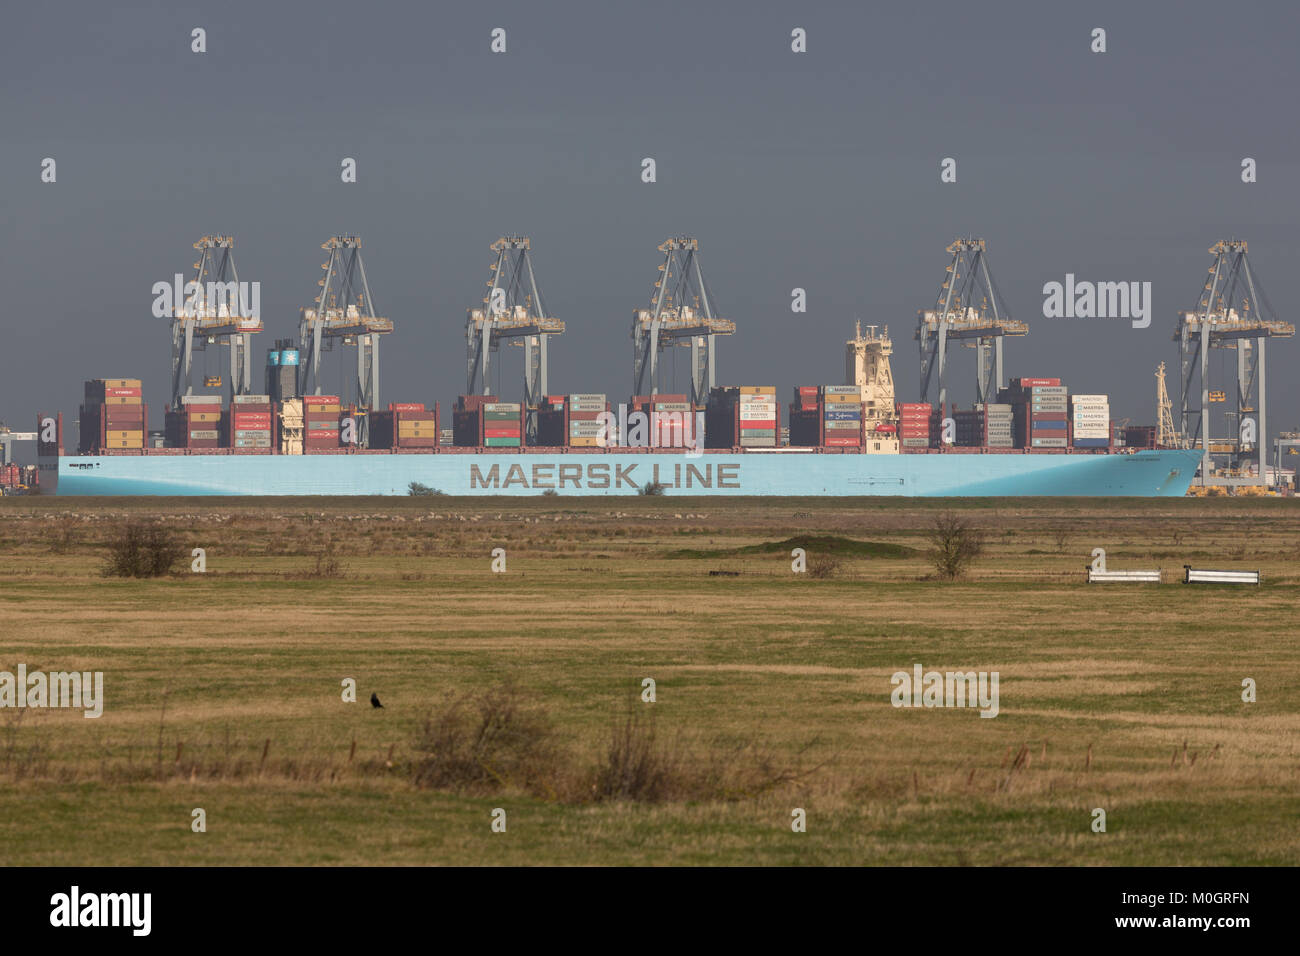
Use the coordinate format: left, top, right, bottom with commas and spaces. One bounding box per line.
280, 349, 300, 367
267, 351, 281, 366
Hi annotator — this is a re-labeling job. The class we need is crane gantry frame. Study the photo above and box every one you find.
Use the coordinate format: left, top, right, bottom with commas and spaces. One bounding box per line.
1175, 240, 1293, 484
630, 237, 735, 406
297, 236, 393, 445
915, 238, 1027, 410
465, 236, 564, 442
168, 235, 263, 408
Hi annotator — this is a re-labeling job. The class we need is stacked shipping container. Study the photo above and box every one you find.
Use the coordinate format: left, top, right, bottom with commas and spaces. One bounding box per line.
81, 379, 147, 453
1070, 394, 1111, 448
822, 386, 862, 448
567, 394, 606, 448
303, 395, 341, 451
628, 394, 691, 448
788, 387, 821, 446
370, 403, 439, 450
453, 396, 522, 447
226, 394, 273, 451
953, 404, 1014, 448
897, 402, 932, 449
165, 394, 219, 449
706, 387, 777, 448
1000, 378, 1068, 449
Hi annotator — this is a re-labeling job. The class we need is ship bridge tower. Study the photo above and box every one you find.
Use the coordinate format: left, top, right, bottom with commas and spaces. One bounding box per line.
847, 322, 896, 426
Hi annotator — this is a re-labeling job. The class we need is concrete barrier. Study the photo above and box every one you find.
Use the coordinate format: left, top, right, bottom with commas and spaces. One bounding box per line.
1183, 566, 1260, 585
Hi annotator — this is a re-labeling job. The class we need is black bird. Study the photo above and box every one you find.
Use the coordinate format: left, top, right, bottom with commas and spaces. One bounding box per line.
370, 692, 383, 709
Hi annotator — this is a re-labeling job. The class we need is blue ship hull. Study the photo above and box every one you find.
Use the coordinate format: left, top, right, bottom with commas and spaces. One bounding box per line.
40, 449, 1201, 497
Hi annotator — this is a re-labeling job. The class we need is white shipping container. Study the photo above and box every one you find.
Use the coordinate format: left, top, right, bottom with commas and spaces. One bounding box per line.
568, 401, 606, 412
824, 421, 860, 431
567, 394, 606, 403
483, 403, 521, 412
1070, 394, 1109, 403
233, 394, 272, 404
822, 385, 861, 395
180, 395, 222, 405
739, 409, 777, 421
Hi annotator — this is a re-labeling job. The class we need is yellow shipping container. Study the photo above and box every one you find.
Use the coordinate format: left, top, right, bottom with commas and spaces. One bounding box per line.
103, 395, 143, 405
568, 437, 601, 447
108, 439, 144, 449
106, 430, 144, 441
823, 394, 863, 404
305, 403, 342, 414
187, 412, 221, 423
102, 379, 142, 388
740, 386, 776, 394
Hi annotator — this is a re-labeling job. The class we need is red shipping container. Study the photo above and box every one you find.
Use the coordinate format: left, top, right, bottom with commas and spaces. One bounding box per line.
1013, 377, 1061, 387
484, 426, 520, 438
826, 436, 861, 446
390, 403, 426, 413
233, 415, 272, 427
305, 429, 339, 440
104, 387, 143, 398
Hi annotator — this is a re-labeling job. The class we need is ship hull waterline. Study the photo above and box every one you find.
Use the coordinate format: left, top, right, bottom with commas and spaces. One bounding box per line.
38, 449, 1202, 497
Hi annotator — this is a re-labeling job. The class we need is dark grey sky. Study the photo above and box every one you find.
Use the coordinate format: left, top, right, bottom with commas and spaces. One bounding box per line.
4, 0, 1298, 446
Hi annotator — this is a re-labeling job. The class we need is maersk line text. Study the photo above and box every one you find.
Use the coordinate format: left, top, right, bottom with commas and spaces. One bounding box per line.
469, 461, 740, 490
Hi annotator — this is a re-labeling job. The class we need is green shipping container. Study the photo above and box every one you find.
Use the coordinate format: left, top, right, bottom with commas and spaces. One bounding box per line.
484, 437, 521, 447
484, 412, 519, 421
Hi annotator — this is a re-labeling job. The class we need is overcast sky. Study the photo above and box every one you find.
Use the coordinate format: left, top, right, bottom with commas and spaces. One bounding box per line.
3, 0, 1298, 449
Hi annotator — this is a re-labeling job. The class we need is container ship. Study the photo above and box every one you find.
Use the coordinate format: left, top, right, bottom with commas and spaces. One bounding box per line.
35, 325, 1201, 497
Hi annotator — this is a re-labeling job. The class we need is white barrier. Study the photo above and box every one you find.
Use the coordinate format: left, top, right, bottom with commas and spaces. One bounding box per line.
1088, 569, 1161, 583
1183, 567, 1260, 585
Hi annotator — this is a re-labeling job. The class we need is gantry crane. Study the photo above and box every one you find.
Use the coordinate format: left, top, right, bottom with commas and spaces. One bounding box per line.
1174, 240, 1292, 484
465, 236, 565, 441
298, 236, 393, 444
915, 238, 1027, 409
168, 235, 263, 407
631, 237, 736, 406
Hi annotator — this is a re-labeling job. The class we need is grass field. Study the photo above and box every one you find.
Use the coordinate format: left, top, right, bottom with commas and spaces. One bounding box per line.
1, 495, 1297, 865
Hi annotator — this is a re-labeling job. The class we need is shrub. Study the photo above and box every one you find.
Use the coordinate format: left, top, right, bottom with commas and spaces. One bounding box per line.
638, 481, 666, 496
927, 511, 984, 580
594, 706, 679, 802
411, 682, 560, 796
102, 522, 186, 578
408, 482, 444, 496
806, 554, 841, 579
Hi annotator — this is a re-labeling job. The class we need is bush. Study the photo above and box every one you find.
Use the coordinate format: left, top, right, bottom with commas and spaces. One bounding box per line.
927, 511, 984, 580
594, 706, 679, 802
638, 481, 666, 496
806, 554, 841, 579
102, 522, 186, 578
305, 540, 345, 578
408, 482, 444, 496
411, 683, 560, 796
